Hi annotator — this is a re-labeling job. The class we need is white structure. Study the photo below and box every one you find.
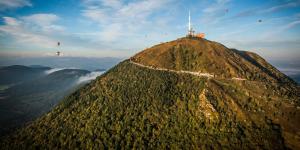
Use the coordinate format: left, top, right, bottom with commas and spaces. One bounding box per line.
187, 10, 195, 37
188, 11, 191, 33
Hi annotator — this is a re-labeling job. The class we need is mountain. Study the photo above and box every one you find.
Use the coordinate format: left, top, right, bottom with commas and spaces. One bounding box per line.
1, 38, 299, 149
29, 65, 52, 69
0, 65, 50, 87
0, 68, 94, 136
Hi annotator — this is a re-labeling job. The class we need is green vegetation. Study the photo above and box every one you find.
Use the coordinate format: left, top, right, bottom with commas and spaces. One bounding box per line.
1, 60, 298, 149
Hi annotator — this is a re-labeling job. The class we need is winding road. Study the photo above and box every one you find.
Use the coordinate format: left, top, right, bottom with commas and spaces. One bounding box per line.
129, 60, 247, 81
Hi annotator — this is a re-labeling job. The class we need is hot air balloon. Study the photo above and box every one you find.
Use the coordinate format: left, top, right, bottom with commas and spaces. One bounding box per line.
56, 51, 61, 56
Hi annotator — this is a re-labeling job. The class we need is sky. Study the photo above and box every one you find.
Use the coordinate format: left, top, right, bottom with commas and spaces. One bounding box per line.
0, 0, 299, 62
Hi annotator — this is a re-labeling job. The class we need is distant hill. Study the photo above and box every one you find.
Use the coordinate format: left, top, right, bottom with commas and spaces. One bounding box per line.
0, 66, 103, 136
1, 38, 299, 149
0, 65, 50, 86
29, 65, 52, 69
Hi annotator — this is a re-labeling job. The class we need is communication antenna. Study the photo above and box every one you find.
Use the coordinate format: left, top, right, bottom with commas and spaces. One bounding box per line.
189, 10, 191, 34
187, 10, 194, 37
186, 10, 206, 39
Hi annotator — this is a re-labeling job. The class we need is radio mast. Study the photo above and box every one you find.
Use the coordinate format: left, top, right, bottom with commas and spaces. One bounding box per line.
187, 10, 206, 38
189, 11, 191, 33
187, 10, 194, 37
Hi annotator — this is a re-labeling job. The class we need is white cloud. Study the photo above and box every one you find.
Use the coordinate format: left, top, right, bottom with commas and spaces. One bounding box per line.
233, 0, 300, 19
22, 14, 59, 26
261, 1, 300, 13
77, 71, 104, 84
98, 23, 123, 42
45, 68, 66, 74
0, 14, 63, 48
0, 0, 31, 10
203, 0, 230, 13
82, 8, 108, 24
2, 17, 20, 26
22, 14, 64, 33
81, 0, 174, 42
101, 0, 122, 9
282, 20, 300, 30
261, 20, 300, 39
83, 0, 122, 9
201, 0, 231, 24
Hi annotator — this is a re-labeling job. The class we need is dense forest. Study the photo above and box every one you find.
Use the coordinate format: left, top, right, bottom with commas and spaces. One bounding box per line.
1, 60, 299, 149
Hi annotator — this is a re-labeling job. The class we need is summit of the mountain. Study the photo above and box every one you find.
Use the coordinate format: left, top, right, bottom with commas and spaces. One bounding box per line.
132, 37, 295, 84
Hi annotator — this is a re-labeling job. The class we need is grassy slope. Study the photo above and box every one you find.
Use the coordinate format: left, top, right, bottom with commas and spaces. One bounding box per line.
1, 60, 299, 149
132, 38, 295, 84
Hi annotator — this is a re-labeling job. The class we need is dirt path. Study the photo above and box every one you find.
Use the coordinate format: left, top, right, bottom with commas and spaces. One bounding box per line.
129, 60, 246, 81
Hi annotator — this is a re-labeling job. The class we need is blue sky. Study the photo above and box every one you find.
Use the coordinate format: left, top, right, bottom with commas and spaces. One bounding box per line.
0, 0, 299, 62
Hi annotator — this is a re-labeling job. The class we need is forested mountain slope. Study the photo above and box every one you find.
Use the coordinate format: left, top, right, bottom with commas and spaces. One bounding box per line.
1, 38, 299, 149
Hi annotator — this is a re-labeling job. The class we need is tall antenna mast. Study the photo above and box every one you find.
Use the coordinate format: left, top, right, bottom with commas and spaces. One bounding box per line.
187, 10, 205, 38
188, 10, 191, 33
187, 10, 194, 37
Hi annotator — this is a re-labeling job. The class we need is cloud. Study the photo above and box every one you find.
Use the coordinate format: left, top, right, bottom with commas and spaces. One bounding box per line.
261, 20, 300, 39
83, 0, 122, 9
261, 1, 300, 13
22, 14, 59, 26
282, 20, 300, 30
22, 14, 64, 33
98, 23, 123, 42
0, 14, 63, 48
0, 0, 31, 10
82, 8, 108, 24
200, 0, 231, 24
45, 68, 66, 74
232, 8, 260, 18
233, 0, 300, 18
2, 17, 20, 26
77, 71, 104, 84
80, 0, 174, 42
202, 0, 230, 13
